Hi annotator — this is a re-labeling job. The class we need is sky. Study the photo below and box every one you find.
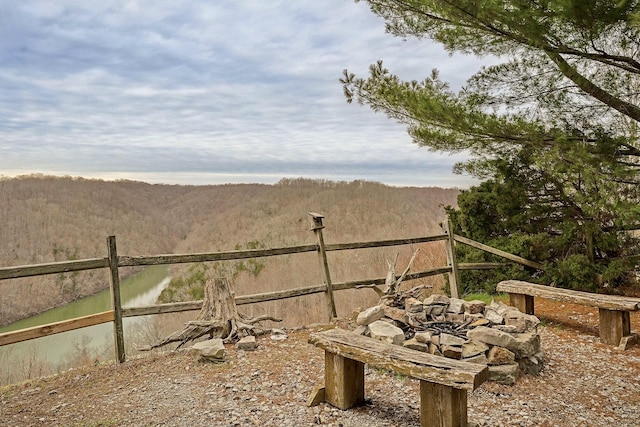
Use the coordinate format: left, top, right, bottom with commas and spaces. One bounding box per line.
0, 0, 492, 188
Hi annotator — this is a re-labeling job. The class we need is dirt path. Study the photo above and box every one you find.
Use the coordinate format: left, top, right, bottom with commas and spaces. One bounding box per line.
1, 299, 639, 426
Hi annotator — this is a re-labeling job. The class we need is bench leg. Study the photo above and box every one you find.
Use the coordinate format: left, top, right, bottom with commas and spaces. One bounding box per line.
324, 352, 365, 410
618, 333, 639, 351
420, 381, 467, 427
509, 293, 534, 315
598, 309, 631, 346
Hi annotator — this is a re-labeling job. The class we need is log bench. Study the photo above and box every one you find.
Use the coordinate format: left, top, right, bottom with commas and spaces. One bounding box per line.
308, 328, 488, 427
496, 280, 640, 349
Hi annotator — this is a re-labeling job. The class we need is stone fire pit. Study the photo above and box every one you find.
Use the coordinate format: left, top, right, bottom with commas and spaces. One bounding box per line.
354, 294, 544, 385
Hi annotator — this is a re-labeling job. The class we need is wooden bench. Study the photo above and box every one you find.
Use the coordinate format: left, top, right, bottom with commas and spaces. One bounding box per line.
496, 280, 640, 349
308, 328, 488, 427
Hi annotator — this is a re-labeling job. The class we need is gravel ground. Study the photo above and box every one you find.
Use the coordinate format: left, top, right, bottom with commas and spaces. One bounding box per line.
1, 299, 639, 427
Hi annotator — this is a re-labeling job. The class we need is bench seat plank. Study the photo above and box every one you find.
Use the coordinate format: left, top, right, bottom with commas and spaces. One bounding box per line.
496, 280, 640, 311
497, 280, 639, 347
309, 328, 488, 391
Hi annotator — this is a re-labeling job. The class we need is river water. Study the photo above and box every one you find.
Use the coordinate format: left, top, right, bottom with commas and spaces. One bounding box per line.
0, 265, 170, 370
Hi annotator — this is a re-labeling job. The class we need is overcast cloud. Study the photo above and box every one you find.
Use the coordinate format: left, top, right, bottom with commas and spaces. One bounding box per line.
0, 0, 490, 187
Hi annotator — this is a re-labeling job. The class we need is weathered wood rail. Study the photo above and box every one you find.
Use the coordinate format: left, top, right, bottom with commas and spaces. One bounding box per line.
0, 214, 536, 361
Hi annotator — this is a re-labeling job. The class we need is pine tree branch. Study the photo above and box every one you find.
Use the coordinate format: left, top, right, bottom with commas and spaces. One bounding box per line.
545, 50, 640, 123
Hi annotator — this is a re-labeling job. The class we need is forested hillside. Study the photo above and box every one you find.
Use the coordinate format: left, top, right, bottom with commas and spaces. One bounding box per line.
0, 175, 458, 326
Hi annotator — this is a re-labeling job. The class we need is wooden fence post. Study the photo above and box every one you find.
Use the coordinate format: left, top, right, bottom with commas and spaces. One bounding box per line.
442, 219, 461, 299
309, 212, 337, 321
107, 236, 126, 363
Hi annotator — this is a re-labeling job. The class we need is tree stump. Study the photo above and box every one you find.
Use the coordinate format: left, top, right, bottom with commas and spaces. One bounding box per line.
144, 276, 281, 350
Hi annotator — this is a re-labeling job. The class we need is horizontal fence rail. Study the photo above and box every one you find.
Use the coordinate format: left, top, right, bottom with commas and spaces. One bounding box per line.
453, 235, 545, 271
324, 234, 448, 252
120, 265, 456, 319
119, 244, 320, 267
0, 238, 452, 280
0, 258, 109, 280
0, 311, 114, 347
0, 214, 542, 363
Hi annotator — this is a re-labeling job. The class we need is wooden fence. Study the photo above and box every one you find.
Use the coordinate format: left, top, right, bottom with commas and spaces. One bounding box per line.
0, 213, 542, 363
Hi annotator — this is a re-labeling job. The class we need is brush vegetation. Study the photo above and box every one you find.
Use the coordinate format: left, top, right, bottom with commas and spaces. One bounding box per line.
0, 175, 459, 327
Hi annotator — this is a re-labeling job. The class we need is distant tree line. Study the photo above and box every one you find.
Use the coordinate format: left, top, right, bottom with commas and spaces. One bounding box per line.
0, 176, 457, 325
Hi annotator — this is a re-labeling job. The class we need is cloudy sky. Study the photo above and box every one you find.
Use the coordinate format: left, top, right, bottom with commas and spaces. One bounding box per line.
0, 0, 491, 188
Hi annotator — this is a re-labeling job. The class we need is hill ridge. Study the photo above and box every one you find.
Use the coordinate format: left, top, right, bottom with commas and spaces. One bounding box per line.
0, 175, 458, 326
